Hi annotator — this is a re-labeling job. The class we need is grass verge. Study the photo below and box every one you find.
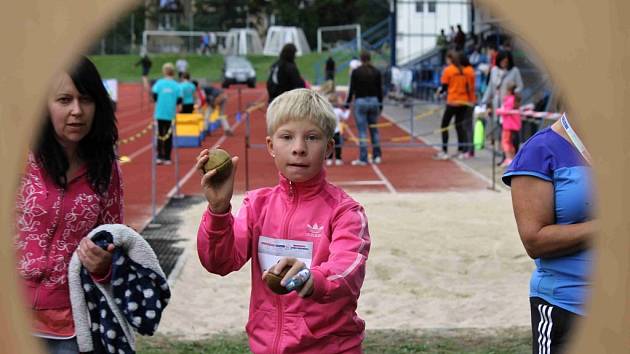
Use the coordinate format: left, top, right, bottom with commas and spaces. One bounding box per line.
89, 53, 355, 86
137, 327, 530, 353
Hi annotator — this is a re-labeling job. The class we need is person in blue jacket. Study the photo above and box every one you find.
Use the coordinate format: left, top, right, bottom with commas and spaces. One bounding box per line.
178, 72, 196, 113
151, 62, 182, 165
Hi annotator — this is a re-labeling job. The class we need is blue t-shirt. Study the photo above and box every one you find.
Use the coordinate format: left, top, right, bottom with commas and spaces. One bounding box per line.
179, 81, 196, 105
503, 127, 593, 315
152, 78, 182, 121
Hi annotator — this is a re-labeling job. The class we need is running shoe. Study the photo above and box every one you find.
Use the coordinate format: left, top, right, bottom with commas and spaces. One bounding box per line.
351, 159, 368, 166
433, 151, 450, 160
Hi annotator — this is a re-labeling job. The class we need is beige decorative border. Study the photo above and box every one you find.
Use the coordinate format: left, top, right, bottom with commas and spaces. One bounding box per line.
0, 1, 627, 352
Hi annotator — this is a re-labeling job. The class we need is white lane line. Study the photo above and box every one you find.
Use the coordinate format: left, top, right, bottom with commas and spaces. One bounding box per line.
343, 120, 397, 194
125, 143, 152, 161
370, 165, 396, 193
333, 180, 387, 186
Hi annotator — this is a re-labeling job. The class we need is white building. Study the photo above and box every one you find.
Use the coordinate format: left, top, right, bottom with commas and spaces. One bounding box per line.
396, 0, 471, 65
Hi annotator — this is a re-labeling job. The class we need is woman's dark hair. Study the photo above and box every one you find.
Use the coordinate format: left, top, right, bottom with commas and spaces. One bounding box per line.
496, 50, 514, 70
36, 56, 118, 194
279, 43, 297, 62
360, 50, 371, 63
446, 50, 461, 69
458, 52, 471, 67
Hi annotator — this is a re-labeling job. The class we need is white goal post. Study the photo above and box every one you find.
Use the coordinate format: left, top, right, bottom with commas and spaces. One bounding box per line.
317, 24, 361, 53
141, 30, 229, 54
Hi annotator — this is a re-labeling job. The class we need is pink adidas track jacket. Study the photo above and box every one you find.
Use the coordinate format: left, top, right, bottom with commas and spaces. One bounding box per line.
197, 170, 370, 354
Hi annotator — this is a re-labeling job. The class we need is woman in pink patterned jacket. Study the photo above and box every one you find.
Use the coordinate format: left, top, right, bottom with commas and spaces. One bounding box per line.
15, 56, 123, 354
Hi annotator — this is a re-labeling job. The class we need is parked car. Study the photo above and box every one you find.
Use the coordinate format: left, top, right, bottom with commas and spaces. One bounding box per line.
222, 56, 256, 88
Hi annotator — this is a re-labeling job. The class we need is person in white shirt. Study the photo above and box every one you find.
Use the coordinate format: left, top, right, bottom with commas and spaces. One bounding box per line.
175, 57, 189, 79
326, 93, 350, 166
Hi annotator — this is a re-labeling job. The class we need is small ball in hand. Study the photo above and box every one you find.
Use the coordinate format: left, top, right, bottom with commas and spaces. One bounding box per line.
204, 148, 233, 184
263, 266, 292, 295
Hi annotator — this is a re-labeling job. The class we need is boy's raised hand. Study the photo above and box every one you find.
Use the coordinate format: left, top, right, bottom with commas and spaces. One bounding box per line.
196, 148, 239, 214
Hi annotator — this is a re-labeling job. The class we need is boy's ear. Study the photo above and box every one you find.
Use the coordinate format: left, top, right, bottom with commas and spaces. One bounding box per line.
266, 136, 274, 157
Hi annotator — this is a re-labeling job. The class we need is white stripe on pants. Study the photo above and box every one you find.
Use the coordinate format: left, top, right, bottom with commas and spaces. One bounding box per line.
537, 304, 554, 354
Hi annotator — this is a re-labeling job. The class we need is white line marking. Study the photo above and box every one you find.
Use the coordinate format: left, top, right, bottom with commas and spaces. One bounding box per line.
370, 164, 396, 193
344, 119, 397, 194
125, 143, 152, 161
333, 180, 387, 186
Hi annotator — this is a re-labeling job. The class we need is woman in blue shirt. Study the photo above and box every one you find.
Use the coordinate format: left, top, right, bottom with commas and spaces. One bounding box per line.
503, 115, 596, 354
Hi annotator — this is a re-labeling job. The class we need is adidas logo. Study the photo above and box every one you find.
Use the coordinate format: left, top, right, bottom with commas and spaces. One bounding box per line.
306, 223, 324, 237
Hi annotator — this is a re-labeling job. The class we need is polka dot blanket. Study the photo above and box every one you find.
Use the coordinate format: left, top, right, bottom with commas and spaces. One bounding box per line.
69, 224, 171, 353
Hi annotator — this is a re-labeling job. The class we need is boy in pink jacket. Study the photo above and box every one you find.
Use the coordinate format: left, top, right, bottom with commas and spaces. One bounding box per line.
196, 88, 371, 353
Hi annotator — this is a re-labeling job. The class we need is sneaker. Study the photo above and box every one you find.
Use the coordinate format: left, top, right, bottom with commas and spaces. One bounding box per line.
372, 156, 382, 164
433, 151, 450, 160
351, 159, 368, 166
335, 159, 344, 166
326, 159, 333, 166
162, 160, 173, 166
455, 152, 472, 160
156, 158, 164, 165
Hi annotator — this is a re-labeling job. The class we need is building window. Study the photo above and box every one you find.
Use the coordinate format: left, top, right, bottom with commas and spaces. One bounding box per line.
416, 1, 424, 13
428, 1, 436, 13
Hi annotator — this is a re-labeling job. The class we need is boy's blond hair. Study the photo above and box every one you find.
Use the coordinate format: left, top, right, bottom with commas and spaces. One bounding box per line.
266, 89, 337, 139
162, 62, 175, 76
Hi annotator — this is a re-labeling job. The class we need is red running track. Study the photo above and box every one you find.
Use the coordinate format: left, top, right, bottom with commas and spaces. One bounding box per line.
116, 83, 486, 231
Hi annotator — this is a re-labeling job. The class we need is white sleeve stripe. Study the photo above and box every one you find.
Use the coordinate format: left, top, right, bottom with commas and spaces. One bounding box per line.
357, 239, 367, 254
357, 210, 367, 240
326, 253, 363, 281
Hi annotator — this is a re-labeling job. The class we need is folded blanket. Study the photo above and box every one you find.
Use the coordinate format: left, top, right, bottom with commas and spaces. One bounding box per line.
69, 224, 171, 353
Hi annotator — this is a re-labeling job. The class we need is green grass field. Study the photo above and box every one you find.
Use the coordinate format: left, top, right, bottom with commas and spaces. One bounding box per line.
90, 52, 356, 86
137, 328, 530, 354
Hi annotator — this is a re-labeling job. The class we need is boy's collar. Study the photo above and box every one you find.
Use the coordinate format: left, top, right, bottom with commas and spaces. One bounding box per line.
279, 169, 326, 198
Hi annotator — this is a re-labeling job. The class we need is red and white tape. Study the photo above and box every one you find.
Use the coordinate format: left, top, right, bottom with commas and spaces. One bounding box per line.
494, 108, 562, 120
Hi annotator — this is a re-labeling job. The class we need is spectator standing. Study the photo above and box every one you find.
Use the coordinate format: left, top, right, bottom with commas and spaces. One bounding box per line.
178, 72, 196, 113
326, 93, 350, 166
134, 54, 152, 90
175, 56, 188, 79
481, 50, 523, 163
436, 29, 448, 65
266, 43, 305, 103
497, 82, 522, 166
152, 63, 182, 165
15, 56, 123, 354
454, 24, 466, 51
345, 50, 383, 165
325, 55, 336, 82
448, 25, 456, 45
503, 115, 595, 354
434, 51, 474, 160
199, 33, 210, 54
208, 31, 217, 53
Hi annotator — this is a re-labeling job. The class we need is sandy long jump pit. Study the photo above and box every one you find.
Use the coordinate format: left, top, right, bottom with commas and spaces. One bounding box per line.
157, 190, 532, 339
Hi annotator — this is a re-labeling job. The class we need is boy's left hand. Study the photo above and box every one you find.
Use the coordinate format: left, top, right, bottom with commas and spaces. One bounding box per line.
264, 257, 314, 298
